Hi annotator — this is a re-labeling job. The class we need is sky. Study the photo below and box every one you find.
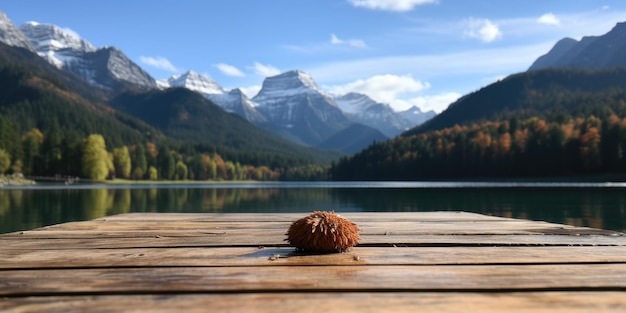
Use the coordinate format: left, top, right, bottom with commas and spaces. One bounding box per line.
3, 1, 626, 113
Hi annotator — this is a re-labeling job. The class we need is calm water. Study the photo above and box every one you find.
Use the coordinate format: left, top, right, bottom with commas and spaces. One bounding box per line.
1, 181, 626, 234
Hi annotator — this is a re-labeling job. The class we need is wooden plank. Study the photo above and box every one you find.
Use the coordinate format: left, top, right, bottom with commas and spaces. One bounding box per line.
3, 233, 625, 250
2, 292, 626, 313
94, 211, 508, 222
1, 246, 626, 269
27, 219, 600, 233
4, 220, 618, 239
1, 264, 625, 296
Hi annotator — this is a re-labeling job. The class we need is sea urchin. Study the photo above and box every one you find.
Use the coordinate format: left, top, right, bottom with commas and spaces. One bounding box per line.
285, 211, 360, 253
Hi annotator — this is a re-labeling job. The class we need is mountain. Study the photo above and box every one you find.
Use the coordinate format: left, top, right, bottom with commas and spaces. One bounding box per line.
0, 42, 164, 149
407, 68, 626, 136
161, 71, 266, 123
399, 106, 436, 127
316, 123, 387, 155
109, 87, 336, 161
332, 68, 626, 180
18, 21, 157, 91
0, 11, 34, 51
334, 92, 417, 138
253, 70, 352, 146
529, 22, 626, 71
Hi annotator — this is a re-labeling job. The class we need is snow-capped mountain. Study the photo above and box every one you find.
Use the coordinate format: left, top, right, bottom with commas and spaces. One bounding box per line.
160, 71, 266, 123
162, 70, 224, 95
0, 9, 441, 154
334, 92, 415, 138
212, 89, 267, 123
399, 106, 437, 127
253, 70, 352, 146
0, 11, 34, 51
17, 21, 156, 91
19, 22, 96, 68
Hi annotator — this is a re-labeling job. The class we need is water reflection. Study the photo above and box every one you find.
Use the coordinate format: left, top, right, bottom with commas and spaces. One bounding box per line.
1, 184, 625, 233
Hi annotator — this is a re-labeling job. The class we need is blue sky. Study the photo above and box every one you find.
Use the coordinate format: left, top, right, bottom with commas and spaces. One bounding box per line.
3, 1, 626, 113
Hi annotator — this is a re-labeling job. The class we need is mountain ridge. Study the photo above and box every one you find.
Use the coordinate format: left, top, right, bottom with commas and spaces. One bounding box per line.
0, 9, 435, 156
529, 21, 626, 71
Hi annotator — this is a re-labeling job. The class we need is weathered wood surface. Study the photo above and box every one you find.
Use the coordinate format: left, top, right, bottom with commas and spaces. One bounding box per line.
1, 212, 625, 312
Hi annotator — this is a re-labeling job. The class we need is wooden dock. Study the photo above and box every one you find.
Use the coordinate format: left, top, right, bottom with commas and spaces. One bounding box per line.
1, 212, 625, 312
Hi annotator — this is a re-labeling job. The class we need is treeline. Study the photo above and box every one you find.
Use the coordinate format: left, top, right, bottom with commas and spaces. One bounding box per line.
0, 118, 327, 181
330, 114, 626, 180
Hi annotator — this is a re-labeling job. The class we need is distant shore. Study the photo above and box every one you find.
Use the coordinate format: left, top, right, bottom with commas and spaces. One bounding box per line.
0, 174, 35, 186
8, 173, 626, 187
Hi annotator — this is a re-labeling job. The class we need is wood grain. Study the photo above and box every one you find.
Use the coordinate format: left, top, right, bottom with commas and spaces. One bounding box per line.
1, 246, 625, 269
1, 212, 624, 312
2, 292, 626, 313
2, 264, 625, 296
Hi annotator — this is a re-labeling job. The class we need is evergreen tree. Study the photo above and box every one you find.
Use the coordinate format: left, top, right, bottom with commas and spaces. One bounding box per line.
157, 146, 175, 180
131, 143, 147, 178
40, 119, 63, 175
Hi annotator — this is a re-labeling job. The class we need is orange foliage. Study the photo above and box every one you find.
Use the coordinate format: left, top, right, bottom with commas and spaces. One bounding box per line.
514, 129, 529, 152
497, 133, 512, 156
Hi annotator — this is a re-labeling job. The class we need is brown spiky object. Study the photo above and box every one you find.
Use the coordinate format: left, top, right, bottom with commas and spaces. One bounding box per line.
285, 211, 360, 253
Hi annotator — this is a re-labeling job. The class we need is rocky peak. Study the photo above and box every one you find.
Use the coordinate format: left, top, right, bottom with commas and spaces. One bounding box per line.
253, 70, 326, 104
334, 92, 380, 114
166, 70, 224, 95
0, 11, 34, 51
20, 22, 96, 54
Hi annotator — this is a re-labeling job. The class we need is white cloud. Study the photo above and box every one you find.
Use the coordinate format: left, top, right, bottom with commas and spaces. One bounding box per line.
329, 74, 429, 109
464, 18, 502, 43
240, 85, 262, 99
347, 0, 437, 12
140, 56, 180, 73
327, 74, 461, 112
538, 13, 560, 26
60, 27, 81, 40
406, 92, 462, 113
330, 34, 367, 48
251, 62, 281, 77
214, 63, 245, 77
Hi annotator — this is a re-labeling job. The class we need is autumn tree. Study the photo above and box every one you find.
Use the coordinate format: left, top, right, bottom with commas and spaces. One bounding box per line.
0, 149, 10, 174
113, 146, 132, 179
82, 134, 110, 180
174, 160, 188, 180
21, 128, 43, 175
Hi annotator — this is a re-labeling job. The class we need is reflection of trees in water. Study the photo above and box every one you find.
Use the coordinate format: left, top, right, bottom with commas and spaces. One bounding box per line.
333, 188, 626, 231
81, 189, 110, 220
2, 186, 626, 234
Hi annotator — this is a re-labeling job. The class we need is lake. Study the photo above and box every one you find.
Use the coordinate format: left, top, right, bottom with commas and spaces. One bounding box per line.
1, 181, 626, 234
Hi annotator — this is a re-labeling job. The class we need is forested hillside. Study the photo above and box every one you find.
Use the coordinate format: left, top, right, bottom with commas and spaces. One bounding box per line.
331, 68, 626, 180
409, 68, 626, 135
0, 43, 329, 181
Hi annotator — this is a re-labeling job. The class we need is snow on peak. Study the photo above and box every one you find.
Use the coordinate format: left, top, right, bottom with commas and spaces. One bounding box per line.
403, 105, 424, 115
253, 69, 326, 104
0, 11, 34, 51
165, 70, 225, 95
334, 92, 380, 114
18, 21, 96, 68
20, 22, 96, 52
